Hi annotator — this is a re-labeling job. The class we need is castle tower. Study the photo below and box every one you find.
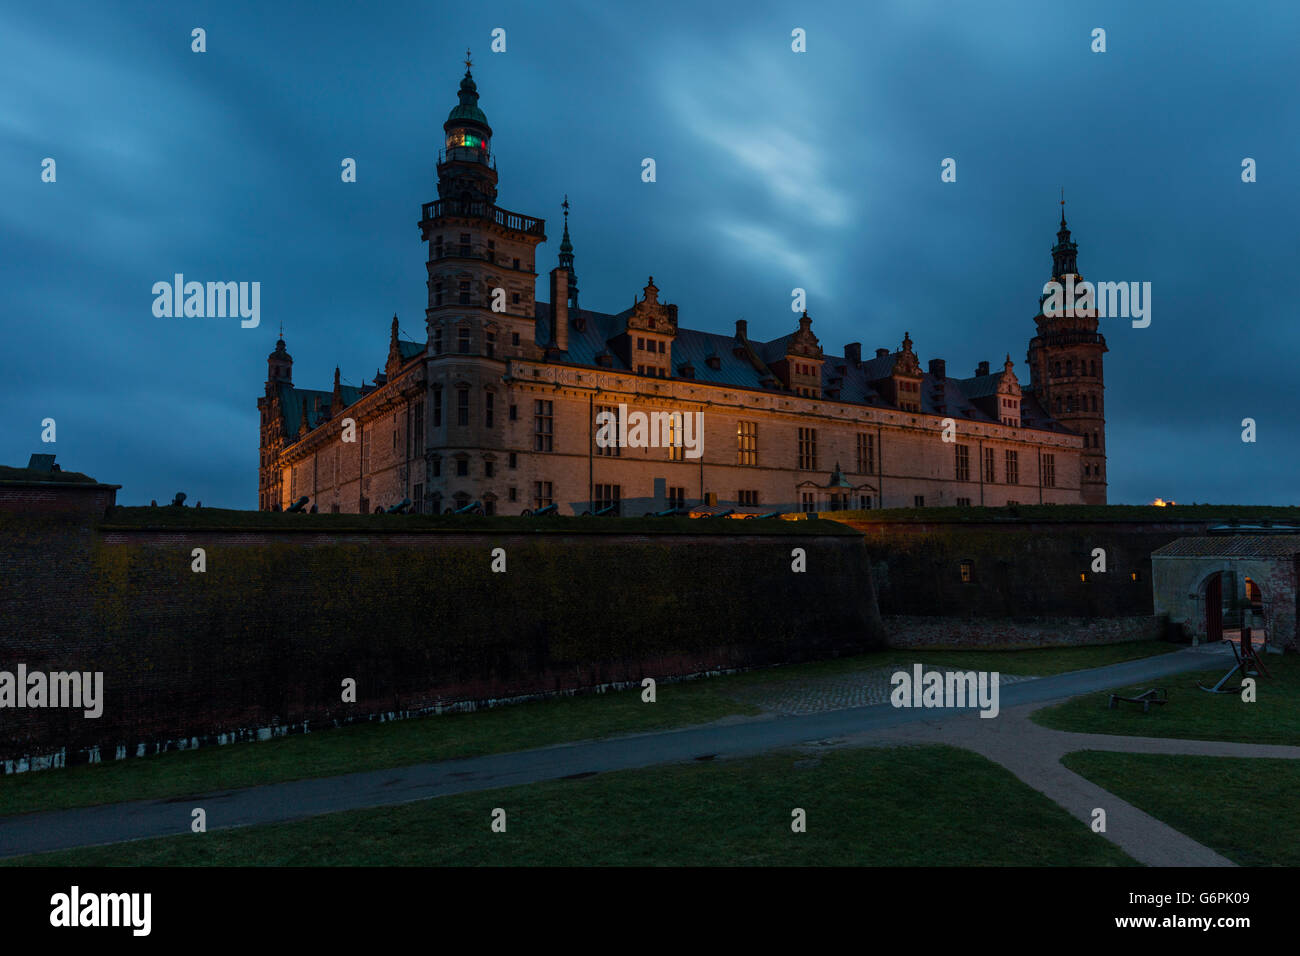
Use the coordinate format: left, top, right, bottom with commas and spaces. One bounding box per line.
257, 331, 293, 510
416, 55, 548, 514
1026, 199, 1108, 504
265, 332, 292, 390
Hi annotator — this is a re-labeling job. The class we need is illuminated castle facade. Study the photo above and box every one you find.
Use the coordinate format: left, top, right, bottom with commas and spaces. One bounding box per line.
258, 65, 1106, 515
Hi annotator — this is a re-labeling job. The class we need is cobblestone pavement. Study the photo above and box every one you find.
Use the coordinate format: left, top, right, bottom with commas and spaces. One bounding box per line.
732, 666, 1039, 716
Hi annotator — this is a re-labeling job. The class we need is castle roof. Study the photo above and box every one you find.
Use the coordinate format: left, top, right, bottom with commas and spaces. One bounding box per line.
533, 302, 1074, 433
269, 338, 423, 439
1153, 535, 1300, 558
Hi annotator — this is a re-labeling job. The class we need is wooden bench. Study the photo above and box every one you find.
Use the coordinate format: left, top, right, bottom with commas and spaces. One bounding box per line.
1109, 688, 1168, 713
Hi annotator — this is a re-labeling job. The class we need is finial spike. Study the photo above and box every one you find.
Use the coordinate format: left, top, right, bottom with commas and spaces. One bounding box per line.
464, 48, 472, 71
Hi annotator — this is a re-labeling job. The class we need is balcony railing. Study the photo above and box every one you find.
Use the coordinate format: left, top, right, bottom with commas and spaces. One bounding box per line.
438, 147, 496, 168
420, 198, 545, 237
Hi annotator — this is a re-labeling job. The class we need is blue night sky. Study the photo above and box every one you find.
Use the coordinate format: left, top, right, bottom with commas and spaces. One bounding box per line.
2, 1, 1297, 507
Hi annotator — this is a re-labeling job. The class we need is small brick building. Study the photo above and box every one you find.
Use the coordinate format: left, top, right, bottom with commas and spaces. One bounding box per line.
0, 457, 119, 519
1152, 534, 1300, 651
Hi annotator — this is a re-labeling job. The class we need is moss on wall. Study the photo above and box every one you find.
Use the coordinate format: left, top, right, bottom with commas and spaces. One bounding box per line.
0, 524, 881, 763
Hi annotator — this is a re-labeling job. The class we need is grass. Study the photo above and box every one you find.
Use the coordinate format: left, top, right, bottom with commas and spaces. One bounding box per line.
0, 465, 100, 484
6, 746, 1137, 866
0, 641, 1177, 818
99, 505, 855, 534
1062, 751, 1300, 867
1032, 652, 1300, 746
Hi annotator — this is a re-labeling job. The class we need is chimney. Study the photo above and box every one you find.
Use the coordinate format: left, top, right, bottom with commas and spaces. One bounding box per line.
876, 348, 889, 358
549, 267, 569, 351
977, 360, 990, 376
735, 319, 747, 339
844, 343, 861, 365
928, 358, 946, 380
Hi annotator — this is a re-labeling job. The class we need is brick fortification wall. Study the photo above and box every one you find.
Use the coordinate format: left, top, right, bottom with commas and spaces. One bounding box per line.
835, 510, 1244, 648
0, 516, 881, 767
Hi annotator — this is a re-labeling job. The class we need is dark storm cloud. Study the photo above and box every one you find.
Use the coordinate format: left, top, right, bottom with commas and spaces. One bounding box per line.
1, 0, 1295, 505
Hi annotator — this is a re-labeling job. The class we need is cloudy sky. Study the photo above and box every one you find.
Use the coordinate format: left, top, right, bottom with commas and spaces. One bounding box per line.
2, 0, 1296, 507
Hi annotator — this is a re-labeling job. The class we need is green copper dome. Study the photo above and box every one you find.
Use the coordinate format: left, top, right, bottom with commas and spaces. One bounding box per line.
446, 69, 490, 130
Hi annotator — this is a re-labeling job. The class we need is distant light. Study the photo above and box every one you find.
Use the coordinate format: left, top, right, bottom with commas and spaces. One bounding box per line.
1150, 497, 1176, 507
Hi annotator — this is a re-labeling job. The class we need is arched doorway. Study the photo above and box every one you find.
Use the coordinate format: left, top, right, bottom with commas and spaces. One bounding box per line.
1203, 570, 1268, 647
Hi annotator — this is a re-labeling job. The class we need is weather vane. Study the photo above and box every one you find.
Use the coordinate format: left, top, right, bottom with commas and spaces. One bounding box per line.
464, 48, 472, 71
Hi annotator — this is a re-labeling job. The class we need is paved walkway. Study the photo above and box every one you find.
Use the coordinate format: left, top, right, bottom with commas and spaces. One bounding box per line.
832, 702, 1300, 867
732, 665, 1037, 715
0, 643, 1283, 865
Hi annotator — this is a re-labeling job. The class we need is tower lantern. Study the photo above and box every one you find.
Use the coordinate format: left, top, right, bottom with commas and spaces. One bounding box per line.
438, 51, 497, 206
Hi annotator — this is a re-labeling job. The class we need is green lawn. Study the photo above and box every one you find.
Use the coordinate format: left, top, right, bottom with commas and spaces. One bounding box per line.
1062, 751, 1300, 867
7, 746, 1136, 867
0, 641, 1177, 818
1033, 653, 1300, 746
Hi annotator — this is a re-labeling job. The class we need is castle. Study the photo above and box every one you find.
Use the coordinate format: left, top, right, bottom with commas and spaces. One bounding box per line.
258, 63, 1108, 515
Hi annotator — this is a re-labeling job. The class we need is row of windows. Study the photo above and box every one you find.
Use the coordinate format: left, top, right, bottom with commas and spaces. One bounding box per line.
428, 451, 518, 479
352, 403, 1075, 490
951, 445, 1056, 487
1055, 393, 1100, 414
801, 492, 874, 513
431, 326, 519, 357
1052, 359, 1100, 378
636, 337, 666, 353
432, 286, 525, 311
431, 234, 529, 272
429, 386, 516, 429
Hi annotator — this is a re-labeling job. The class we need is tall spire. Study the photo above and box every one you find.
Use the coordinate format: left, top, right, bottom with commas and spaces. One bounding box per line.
558, 195, 578, 310
559, 195, 574, 260
1050, 192, 1079, 279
